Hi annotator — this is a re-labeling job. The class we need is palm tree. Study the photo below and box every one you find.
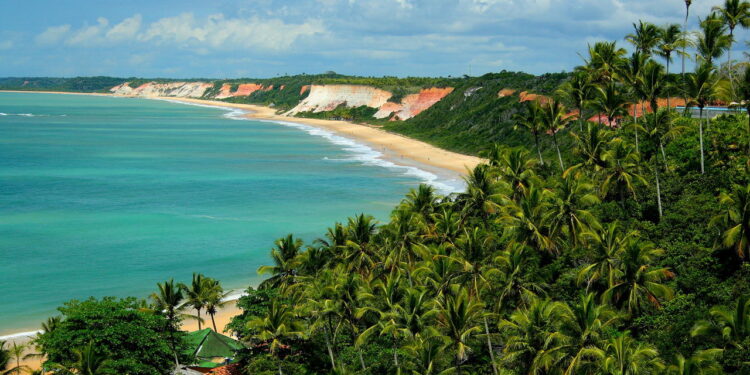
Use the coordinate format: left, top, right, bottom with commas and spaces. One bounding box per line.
561, 293, 621, 374
627, 21, 662, 56
258, 234, 303, 290
588, 332, 663, 374
619, 51, 648, 151
180, 273, 208, 330
502, 186, 557, 255
490, 147, 538, 202
642, 109, 680, 218
603, 237, 674, 315
514, 100, 546, 165
248, 300, 305, 375
577, 221, 636, 292
52, 341, 111, 375
150, 279, 187, 365
712, 0, 750, 90
344, 214, 379, 275
691, 295, 750, 348
658, 24, 689, 110
1, 342, 29, 375
697, 14, 732, 66
740, 66, 750, 151
436, 286, 483, 375
711, 183, 750, 260
569, 122, 612, 173
601, 137, 647, 208
458, 164, 504, 226
356, 270, 407, 371
404, 335, 455, 375
540, 98, 572, 170
402, 184, 439, 223
498, 297, 570, 374
203, 278, 230, 332
666, 349, 724, 375
559, 71, 595, 132
582, 41, 627, 83
684, 62, 720, 174
683, 0, 693, 76
592, 82, 630, 127
550, 173, 601, 247
641, 61, 668, 114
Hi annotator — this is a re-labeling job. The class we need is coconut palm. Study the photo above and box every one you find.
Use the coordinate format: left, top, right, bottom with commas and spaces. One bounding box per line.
490, 147, 538, 202
458, 164, 504, 226
498, 297, 570, 374
513, 100, 546, 165
658, 24, 689, 109
641, 61, 668, 114
712, 0, 750, 90
561, 293, 621, 375
150, 279, 187, 365
710, 183, 750, 260
258, 234, 303, 290
592, 82, 630, 127
601, 137, 647, 208
697, 14, 732, 66
559, 71, 595, 132
344, 214, 379, 276
691, 295, 750, 348
587, 332, 663, 374
203, 278, 230, 332
247, 300, 305, 375
0, 342, 8, 374
602, 237, 674, 315
549, 173, 601, 247
404, 335, 455, 375
1, 342, 29, 375
540, 98, 572, 170
683, 0, 693, 76
402, 184, 439, 223
569, 122, 612, 173
740, 66, 750, 151
619, 51, 648, 151
642, 109, 680, 218
627, 21, 662, 56
51, 341, 110, 375
683, 62, 720, 174
356, 270, 407, 371
501, 186, 557, 255
436, 286, 483, 375
180, 273, 208, 330
666, 349, 724, 375
582, 41, 627, 83
577, 222, 636, 292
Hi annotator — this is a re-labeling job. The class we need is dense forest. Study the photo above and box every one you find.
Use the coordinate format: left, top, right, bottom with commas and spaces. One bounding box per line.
3, 1, 750, 374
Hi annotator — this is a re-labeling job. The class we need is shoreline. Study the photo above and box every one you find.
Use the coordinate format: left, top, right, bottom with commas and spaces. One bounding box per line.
155, 97, 484, 176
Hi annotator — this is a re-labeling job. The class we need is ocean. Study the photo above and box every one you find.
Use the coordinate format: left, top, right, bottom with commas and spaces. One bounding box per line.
0, 92, 462, 336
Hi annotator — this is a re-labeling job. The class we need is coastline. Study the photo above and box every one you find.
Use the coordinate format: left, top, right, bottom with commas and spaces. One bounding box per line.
0, 90, 485, 367
154, 97, 484, 175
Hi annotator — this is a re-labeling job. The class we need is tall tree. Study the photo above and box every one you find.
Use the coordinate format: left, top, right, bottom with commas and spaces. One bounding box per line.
513, 100, 546, 165
258, 234, 303, 290
691, 295, 750, 348
710, 183, 750, 260
626, 21, 662, 55
683, 62, 720, 174
683, 0, 693, 76
712, 0, 750, 92
436, 286, 483, 375
658, 24, 689, 110
558, 71, 595, 132
51, 341, 111, 375
697, 13, 732, 66
248, 301, 305, 375
203, 278, 230, 332
180, 273, 208, 330
540, 98, 572, 170
150, 279, 187, 365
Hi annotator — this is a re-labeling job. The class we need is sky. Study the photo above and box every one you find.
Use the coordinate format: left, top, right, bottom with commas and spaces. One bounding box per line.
0, 0, 747, 79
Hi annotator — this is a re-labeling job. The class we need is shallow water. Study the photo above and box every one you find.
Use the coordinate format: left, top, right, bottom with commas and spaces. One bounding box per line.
0, 92, 457, 335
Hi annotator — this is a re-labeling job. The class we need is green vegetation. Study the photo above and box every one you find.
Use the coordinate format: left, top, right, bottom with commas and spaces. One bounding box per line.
13, 1, 750, 375
0, 77, 129, 93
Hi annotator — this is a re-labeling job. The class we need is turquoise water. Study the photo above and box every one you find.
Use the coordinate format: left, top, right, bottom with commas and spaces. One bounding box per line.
0, 92, 450, 335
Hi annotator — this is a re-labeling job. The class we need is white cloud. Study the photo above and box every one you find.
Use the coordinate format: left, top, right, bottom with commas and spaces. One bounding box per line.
106, 14, 142, 41
35, 25, 71, 45
65, 17, 109, 46
139, 13, 325, 50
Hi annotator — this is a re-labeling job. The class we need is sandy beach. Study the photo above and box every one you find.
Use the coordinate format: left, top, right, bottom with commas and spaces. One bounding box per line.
155, 97, 484, 175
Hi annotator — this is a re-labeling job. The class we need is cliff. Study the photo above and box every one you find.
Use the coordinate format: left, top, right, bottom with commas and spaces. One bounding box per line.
110, 82, 213, 98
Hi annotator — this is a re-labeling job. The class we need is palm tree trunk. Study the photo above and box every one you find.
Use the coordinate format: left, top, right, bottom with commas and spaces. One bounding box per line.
534, 133, 544, 166
483, 316, 498, 375
358, 350, 367, 371
392, 335, 399, 370
197, 308, 202, 330
655, 160, 663, 219
666, 59, 671, 110
278, 360, 283, 375
728, 29, 735, 97
324, 327, 336, 369
682, 4, 689, 77
211, 312, 218, 332
553, 132, 565, 170
660, 141, 667, 164
633, 106, 639, 153
699, 108, 705, 174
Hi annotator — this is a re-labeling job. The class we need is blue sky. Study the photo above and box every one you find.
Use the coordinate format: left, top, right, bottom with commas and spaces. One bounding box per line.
0, 0, 746, 78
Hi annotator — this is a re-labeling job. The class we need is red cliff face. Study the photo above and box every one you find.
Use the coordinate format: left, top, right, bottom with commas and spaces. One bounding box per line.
498, 88, 516, 98
374, 87, 454, 120
300, 85, 310, 95
234, 83, 263, 96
